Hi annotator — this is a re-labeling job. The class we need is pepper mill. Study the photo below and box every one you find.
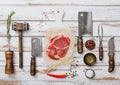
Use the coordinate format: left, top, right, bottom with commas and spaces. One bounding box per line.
5, 51, 14, 74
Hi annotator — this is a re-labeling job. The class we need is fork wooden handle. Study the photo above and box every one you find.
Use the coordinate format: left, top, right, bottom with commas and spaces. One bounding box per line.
99, 46, 103, 61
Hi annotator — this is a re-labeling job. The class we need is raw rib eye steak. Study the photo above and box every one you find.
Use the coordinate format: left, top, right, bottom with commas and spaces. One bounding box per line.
46, 35, 70, 60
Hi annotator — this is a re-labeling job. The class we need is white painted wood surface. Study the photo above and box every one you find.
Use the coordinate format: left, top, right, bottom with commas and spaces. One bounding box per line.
0, 0, 120, 85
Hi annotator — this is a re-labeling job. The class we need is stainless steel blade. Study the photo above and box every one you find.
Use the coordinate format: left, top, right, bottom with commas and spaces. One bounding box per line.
98, 24, 103, 42
78, 12, 93, 36
108, 37, 115, 54
31, 37, 42, 57
31, 38, 36, 57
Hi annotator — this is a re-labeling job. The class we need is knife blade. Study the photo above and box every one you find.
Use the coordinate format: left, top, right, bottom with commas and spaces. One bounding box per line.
30, 37, 42, 76
98, 25, 104, 61
77, 12, 92, 53
108, 37, 115, 72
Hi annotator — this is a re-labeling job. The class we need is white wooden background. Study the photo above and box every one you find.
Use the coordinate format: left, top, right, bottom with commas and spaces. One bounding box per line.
0, 0, 120, 85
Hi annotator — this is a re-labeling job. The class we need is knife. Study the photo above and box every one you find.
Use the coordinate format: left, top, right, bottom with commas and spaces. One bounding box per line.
108, 37, 115, 72
77, 12, 92, 53
98, 25, 104, 61
30, 37, 42, 76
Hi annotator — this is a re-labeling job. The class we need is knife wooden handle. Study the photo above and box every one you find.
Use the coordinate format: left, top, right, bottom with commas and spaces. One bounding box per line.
5, 51, 14, 74
30, 57, 36, 76
77, 36, 83, 53
108, 54, 115, 72
99, 46, 103, 61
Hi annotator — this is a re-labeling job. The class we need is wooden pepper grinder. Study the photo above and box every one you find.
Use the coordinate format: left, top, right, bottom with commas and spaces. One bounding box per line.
5, 50, 14, 74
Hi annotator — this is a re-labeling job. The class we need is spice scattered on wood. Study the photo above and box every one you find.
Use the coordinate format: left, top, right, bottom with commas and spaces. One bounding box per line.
68, 58, 79, 78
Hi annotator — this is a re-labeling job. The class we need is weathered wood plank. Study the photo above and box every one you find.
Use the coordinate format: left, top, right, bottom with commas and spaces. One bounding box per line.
0, 79, 81, 85
0, 66, 120, 85
1, 36, 120, 52
0, 6, 120, 21
0, 1, 120, 85
23, 80, 80, 85
0, 0, 120, 6
0, 21, 120, 36
0, 79, 120, 85
88, 80, 120, 85
0, 50, 120, 66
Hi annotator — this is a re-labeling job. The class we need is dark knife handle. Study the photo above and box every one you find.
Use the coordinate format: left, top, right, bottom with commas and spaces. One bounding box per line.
99, 46, 103, 61
30, 57, 36, 76
108, 53, 115, 72
77, 36, 83, 53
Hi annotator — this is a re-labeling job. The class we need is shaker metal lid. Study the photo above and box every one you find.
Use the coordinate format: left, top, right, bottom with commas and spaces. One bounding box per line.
85, 69, 95, 79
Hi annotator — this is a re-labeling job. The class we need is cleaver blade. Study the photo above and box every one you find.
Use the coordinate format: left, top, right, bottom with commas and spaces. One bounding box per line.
77, 12, 93, 53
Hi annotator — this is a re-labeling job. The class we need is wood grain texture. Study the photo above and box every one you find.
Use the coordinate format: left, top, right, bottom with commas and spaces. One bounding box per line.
0, 0, 120, 6
0, 21, 120, 36
0, 66, 120, 85
0, 6, 120, 21
0, 0, 120, 85
1, 52, 120, 66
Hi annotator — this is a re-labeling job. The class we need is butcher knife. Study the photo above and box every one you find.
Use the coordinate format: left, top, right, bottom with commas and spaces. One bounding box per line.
30, 37, 42, 76
77, 12, 93, 53
108, 37, 115, 72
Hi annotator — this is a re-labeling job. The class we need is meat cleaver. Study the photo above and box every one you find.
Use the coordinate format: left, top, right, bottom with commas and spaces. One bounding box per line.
30, 37, 42, 76
77, 12, 93, 53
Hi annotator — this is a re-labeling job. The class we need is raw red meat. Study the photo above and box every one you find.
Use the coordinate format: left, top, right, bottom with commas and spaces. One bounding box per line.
50, 35, 59, 43
57, 48, 68, 58
51, 35, 70, 49
46, 35, 70, 60
46, 44, 57, 59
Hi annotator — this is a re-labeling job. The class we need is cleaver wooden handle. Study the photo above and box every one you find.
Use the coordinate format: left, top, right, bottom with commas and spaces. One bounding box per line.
108, 53, 115, 72
77, 36, 83, 53
30, 57, 36, 76
99, 46, 103, 61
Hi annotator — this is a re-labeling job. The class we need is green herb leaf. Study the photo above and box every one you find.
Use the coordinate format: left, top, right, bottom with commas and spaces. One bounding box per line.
6, 11, 15, 44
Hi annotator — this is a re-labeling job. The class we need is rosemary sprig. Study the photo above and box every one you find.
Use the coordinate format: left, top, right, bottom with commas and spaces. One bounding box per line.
6, 11, 15, 46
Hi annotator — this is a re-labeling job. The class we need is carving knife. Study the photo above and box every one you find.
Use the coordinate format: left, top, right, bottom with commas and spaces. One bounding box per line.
108, 37, 115, 72
77, 12, 93, 53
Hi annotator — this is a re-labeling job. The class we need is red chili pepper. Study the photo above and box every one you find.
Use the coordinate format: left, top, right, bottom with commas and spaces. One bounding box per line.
47, 73, 69, 78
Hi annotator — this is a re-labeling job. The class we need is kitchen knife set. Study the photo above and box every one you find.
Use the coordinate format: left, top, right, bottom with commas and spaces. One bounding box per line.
77, 12, 115, 73
4, 11, 115, 76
